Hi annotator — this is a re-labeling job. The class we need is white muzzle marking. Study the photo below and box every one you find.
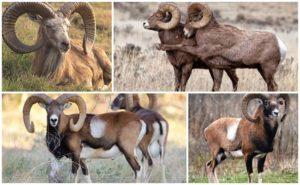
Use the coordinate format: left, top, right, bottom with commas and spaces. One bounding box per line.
50, 115, 59, 127
143, 20, 150, 29
272, 108, 279, 117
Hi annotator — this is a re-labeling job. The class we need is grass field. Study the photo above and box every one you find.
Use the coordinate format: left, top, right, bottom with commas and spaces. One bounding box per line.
2, 3, 112, 91
114, 2, 298, 91
2, 94, 186, 183
189, 159, 297, 183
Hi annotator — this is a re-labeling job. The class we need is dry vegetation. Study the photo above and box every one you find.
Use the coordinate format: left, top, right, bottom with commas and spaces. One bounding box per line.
114, 2, 297, 91
189, 94, 298, 183
2, 2, 112, 91
2, 94, 186, 183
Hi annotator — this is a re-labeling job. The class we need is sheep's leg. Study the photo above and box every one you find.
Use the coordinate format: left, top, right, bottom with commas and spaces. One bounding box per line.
209, 68, 223, 91
71, 157, 80, 183
244, 154, 254, 183
257, 155, 267, 183
259, 64, 278, 91
180, 64, 193, 91
80, 160, 92, 183
173, 66, 182, 91
225, 69, 239, 91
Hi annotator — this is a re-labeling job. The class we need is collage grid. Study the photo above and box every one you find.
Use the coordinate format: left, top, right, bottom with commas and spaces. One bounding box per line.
0, 0, 299, 183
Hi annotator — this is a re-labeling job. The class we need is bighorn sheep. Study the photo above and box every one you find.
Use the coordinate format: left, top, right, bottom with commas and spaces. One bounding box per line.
158, 3, 287, 91
143, 3, 239, 91
3, 2, 111, 90
111, 94, 168, 182
22, 94, 147, 182
204, 94, 289, 183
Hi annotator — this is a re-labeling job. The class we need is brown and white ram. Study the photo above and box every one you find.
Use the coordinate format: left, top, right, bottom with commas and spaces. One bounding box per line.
22, 94, 147, 182
3, 2, 111, 90
158, 3, 287, 91
204, 94, 289, 183
111, 94, 168, 182
143, 3, 239, 91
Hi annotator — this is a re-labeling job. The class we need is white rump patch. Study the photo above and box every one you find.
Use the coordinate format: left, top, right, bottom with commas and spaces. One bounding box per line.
276, 36, 287, 63
80, 145, 121, 159
137, 120, 147, 144
226, 118, 241, 141
90, 117, 106, 138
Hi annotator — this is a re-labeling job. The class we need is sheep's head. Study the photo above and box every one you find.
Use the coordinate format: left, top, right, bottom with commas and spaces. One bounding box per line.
2, 2, 96, 54
143, 3, 181, 31
184, 3, 212, 38
111, 94, 157, 110
23, 94, 87, 133
242, 94, 290, 123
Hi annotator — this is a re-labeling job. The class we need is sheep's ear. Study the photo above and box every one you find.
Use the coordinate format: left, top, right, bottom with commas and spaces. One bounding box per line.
38, 103, 46, 109
27, 13, 43, 24
63, 102, 72, 110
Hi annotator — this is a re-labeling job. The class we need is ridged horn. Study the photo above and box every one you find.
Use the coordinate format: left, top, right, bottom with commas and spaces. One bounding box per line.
278, 94, 290, 122
56, 94, 87, 132
147, 94, 157, 109
2, 2, 55, 54
188, 3, 212, 29
58, 2, 96, 54
242, 94, 267, 123
156, 3, 181, 30
23, 94, 52, 133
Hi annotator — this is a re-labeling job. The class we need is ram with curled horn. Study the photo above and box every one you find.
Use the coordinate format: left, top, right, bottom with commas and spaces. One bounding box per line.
22, 94, 148, 182
158, 3, 287, 91
203, 93, 290, 183
111, 94, 169, 182
143, 3, 239, 91
2, 2, 111, 90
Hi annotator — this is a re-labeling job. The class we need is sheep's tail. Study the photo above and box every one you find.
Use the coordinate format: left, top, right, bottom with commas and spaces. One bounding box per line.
276, 35, 287, 63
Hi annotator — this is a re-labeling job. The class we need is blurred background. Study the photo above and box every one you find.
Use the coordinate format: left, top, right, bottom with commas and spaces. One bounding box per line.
189, 94, 298, 183
2, 2, 112, 91
2, 93, 186, 183
114, 2, 297, 91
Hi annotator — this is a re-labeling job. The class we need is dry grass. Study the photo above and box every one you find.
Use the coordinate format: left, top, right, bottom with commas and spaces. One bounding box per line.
114, 2, 297, 91
2, 94, 186, 183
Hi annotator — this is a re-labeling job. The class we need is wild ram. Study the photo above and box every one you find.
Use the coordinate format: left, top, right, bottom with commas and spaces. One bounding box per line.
3, 2, 111, 90
22, 94, 147, 182
111, 94, 168, 182
204, 94, 289, 183
143, 3, 239, 91
158, 3, 287, 91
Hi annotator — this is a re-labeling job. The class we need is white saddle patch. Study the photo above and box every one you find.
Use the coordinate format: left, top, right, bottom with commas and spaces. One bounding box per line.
226, 118, 241, 141
90, 117, 107, 138
276, 35, 287, 63
80, 145, 121, 159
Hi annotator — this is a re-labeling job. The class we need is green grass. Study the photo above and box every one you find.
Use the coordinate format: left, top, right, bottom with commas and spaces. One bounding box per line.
2, 2, 111, 91
189, 157, 298, 183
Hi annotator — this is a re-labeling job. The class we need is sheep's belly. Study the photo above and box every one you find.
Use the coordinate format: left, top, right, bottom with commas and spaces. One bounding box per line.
80, 145, 121, 159
149, 141, 160, 158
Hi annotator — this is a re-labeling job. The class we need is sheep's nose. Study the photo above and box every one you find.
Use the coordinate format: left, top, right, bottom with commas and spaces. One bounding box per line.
61, 41, 70, 51
143, 21, 149, 28
50, 117, 58, 123
272, 109, 279, 117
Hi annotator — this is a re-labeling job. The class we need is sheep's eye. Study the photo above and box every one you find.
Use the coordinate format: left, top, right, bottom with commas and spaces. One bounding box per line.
279, 100, 284, 105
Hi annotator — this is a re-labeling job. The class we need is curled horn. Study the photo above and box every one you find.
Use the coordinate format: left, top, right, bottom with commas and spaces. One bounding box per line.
188, 3, 212, 29
156, 3, 181, 30
2, 2, 55, 54
125, 94, 134, 110
278, 94, 290, 122
56, 94, 87, 132
23, 94, 52, 133
147, 94, 157, 109
58, 2, 96, 54
242, 94, 267, 123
